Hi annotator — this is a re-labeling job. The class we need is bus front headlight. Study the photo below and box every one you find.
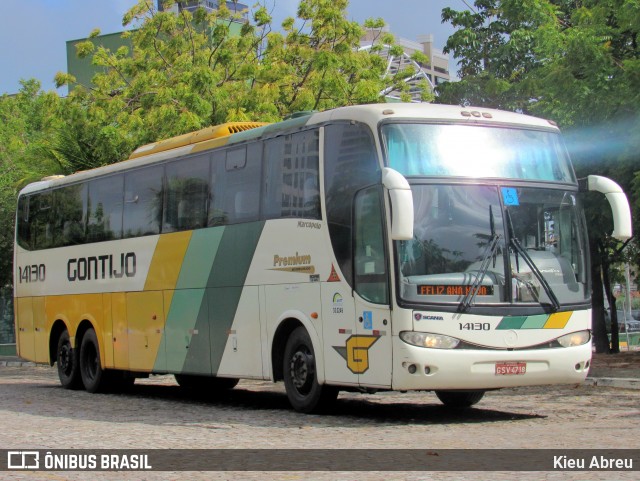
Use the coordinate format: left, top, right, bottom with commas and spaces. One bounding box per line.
400, 331, 460, 349
557, 330, 591, 348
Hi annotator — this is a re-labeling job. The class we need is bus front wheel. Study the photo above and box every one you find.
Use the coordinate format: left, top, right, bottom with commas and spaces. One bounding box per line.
283, 326, 338, 413
56, 330, 82, 390
435, 390, 485, 408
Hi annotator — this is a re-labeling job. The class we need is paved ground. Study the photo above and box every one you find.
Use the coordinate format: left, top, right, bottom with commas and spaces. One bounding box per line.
0, 357, 639, 481
588, 350, 640, 378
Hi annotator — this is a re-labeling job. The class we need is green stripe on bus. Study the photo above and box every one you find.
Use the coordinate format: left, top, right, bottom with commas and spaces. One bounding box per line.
177, 228, 225, 289
496, 316, 528, 330
521, 314, 549, 329
154, 229, 225, 373
183, 221, 265, 375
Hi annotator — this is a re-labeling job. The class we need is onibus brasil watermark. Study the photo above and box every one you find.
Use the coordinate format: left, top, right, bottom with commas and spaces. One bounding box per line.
2, 449, 638, 472
6, 451, 151, 471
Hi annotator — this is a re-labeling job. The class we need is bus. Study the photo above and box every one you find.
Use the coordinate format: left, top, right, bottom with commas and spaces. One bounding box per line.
14, 103, 632, 413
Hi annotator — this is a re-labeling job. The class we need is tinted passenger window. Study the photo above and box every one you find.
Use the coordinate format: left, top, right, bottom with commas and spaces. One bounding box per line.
209, 144, 261, 225
30, 192, 53, 250
52, 184, 87, 246
324, 123, 380, 286
264, 131, 320, 220
123, 166, 163, 237
16, 196, 30, 250
354, 186, 388, 304
87, 175, 124, 242
164, 155, 209, 232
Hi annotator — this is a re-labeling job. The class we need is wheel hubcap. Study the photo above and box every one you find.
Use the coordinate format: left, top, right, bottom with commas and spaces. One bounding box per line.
59, 344, 71, 374
84, 346, 98, 380
290, 349, 314, 394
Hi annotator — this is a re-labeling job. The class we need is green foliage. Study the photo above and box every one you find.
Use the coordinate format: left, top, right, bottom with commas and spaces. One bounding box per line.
437, 0, 640, 239
52, 0, 404, 171
0, 80, 64, 287
1, 1, 424, 290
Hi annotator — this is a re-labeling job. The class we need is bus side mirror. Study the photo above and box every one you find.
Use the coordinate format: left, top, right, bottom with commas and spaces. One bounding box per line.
382, 168, 414, 241
581, 175, 633, 240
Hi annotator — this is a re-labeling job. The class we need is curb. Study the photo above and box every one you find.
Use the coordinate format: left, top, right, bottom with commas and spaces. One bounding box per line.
584, 377, 640, 390
0, 360, 37, 367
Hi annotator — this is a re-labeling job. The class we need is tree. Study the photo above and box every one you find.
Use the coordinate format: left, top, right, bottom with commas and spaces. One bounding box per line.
53, 0, 418, 172
0, 80, 64, 287
438, 0, 640, 352
0, 0, 430, 292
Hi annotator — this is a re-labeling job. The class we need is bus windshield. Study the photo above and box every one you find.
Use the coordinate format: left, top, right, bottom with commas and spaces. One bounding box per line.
382, 123, 576, 183
397, 184, 589, 308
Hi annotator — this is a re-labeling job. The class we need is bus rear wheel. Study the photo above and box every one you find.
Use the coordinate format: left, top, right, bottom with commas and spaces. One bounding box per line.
56, 330, 82, 390
435, 390, 485, 408
79, 328, 107, 393
283, 326, 338, 413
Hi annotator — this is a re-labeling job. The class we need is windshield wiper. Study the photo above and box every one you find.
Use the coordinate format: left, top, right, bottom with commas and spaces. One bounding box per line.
505, 209, 560, 311
459, 206, 501, 312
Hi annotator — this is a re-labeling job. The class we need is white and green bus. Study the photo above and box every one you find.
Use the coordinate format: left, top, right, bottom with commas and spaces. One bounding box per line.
14, 103, 632, 412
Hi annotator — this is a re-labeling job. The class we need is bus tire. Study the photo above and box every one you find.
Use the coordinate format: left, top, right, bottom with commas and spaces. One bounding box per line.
174, 374, 239, 391
56, 330, 82, 390
79, 328, 106, 393
283, 326, 338, 413
435, 390, 485, 408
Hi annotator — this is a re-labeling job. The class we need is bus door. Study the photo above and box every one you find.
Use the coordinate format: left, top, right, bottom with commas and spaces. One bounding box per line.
352, 186, 392, 388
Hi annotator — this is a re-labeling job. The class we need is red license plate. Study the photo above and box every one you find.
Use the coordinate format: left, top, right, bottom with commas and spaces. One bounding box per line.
495, 362, 526, 375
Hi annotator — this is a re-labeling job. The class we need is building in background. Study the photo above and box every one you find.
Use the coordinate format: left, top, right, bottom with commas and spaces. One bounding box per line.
158, 0, 248, 19
360, 28, 451, 102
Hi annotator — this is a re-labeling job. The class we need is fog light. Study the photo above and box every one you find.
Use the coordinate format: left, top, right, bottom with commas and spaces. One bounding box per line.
408, 364, 417, 374
424, 366, 431, 375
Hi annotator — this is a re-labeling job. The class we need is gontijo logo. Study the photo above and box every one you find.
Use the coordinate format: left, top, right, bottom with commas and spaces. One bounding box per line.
332, 335, 380, 374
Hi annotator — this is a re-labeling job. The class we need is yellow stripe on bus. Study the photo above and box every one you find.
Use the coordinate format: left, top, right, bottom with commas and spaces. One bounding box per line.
144, 231, 193, 292
544, 311, 572, 329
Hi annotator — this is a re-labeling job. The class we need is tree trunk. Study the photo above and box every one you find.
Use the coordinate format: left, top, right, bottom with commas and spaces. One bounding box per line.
602, 252, 619, 353
590, 238, 610, 353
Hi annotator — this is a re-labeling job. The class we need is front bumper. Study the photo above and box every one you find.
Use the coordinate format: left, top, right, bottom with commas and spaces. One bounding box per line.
392, 336, 592, 391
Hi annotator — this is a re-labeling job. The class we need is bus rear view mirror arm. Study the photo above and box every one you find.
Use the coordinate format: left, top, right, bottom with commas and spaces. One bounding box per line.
579, 175, 633, 241
382, 168, 414, 241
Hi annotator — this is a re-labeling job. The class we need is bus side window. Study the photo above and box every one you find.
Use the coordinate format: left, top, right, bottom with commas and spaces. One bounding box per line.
210, 145, 261, 225
30, 192, 53, 250
264, 131, 320, 220
123, 166, 164, 238
208, 151, 226, 226
353, 186, 389, 304
324, 122, 380, 288
53, 184, 87, 247
16, 195, 31, 250
263, 137, 286, 219
164, 154, 210, 233
87, 175, 124, 243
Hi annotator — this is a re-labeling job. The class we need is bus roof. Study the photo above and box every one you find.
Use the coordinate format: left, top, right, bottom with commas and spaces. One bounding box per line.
18, 103, 560, 196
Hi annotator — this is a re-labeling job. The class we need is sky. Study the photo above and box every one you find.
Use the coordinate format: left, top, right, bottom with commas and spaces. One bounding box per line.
0, 0, 464, 95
